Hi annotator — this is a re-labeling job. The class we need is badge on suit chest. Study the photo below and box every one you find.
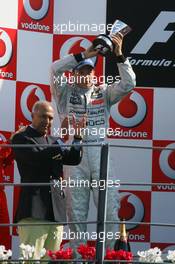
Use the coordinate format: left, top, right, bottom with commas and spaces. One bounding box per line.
90, 90, 103, 99
69, 92, 82, 105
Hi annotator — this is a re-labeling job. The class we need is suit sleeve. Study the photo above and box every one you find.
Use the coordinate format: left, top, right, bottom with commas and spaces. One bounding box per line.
12, 133, 63, 165
56, 138, 82, 165
105, 59, 136, 109
50, 54, 79, 115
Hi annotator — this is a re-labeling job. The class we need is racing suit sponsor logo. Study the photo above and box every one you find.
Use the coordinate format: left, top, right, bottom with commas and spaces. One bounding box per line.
69, 95, 82, 105
69, 108, 105, 116
91, 99, 104, 105
91, 91, 103, 99
87, 119, 105, 127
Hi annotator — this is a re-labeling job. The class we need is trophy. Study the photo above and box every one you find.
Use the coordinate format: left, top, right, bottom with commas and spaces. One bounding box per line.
93, 19, 131, 56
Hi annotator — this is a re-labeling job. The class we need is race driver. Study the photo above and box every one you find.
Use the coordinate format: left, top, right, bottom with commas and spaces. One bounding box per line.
50, 34, 136, 254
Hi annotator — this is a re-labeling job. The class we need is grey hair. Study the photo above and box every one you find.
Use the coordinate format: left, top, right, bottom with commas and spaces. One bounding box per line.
32, 101, 53, 113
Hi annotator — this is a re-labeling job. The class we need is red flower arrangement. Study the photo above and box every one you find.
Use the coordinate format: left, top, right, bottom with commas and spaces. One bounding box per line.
77, 244, 96, 260
47, 244, 133, 263
0, 137, 14, 249
0, 138, 14, 185
47, 247, 73, 263
105, 249, 133, 263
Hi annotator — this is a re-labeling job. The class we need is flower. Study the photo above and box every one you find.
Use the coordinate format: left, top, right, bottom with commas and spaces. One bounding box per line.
40, 248, 46, 258
137, 247, 163, 263
105, 249, 133, 261
105, 249, 117, 260
0, 245, 12, 260
167, 250, 175, 263
19, 243, 46, 264
115, 250, 133, 261
0, 138, 13, 160
0, 138, 14, 183
19, 244, 35, 260
77, 244, 96, 260
47, 247, 73, 260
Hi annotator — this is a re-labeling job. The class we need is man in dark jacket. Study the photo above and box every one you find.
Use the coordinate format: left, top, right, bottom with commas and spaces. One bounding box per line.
12, 100, 84, 260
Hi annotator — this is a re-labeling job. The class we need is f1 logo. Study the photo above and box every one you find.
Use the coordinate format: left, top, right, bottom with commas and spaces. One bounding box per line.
23, 0, 49, 20
131, 11, 175, 54
0, 29, 12, 67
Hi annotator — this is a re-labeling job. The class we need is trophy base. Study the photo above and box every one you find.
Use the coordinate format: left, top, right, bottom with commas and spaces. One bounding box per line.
93, 34, 115, 56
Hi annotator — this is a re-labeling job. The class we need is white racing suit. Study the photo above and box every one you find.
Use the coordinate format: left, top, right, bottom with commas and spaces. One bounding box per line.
50, 54, 136, 252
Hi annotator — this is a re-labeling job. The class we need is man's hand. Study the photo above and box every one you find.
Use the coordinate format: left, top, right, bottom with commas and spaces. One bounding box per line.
72, 114, 87, 139
61, 116, 70, 142
83, 45, 99, 59
111, 33, 123, 56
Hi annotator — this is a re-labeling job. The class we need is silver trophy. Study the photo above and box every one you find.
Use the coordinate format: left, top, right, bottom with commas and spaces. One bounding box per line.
93, 19, 131, 56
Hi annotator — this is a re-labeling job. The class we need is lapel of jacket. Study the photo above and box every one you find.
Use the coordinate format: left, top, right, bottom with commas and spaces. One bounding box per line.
26, 126, 63, 160
26, 126, 49, 145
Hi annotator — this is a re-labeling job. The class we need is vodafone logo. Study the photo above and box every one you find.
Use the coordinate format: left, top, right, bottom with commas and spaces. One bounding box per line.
119, 192, 144, 230
23, 0, 49, 20
159, 143, 175, 180
0, 29, 12, 67
110, 91, 147, 127
59, 37, 92, 58
20, 85, 46, 121
163, 245, 175, 253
